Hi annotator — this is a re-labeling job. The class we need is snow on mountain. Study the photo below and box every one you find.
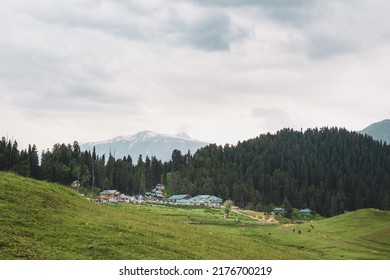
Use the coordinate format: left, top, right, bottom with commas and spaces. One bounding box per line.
80, 130, 209, 162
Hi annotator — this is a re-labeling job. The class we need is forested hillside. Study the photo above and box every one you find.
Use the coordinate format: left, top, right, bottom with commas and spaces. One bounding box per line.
1, 127, 389, 216
169, 128, 390, 216
0, 137, 166, 197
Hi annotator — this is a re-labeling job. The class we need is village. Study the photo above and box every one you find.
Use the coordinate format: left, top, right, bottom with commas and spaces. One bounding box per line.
93, 183, 224, 208
91, 183, 316, 218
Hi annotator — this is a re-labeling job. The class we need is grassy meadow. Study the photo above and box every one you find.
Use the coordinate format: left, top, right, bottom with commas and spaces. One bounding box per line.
0, 172, 389, 260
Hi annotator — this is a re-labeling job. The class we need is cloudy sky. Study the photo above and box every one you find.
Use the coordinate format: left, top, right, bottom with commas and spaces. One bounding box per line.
1, 0, 390, 151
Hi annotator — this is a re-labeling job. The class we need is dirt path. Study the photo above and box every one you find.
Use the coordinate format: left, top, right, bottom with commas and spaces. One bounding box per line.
232, 210, 279, 225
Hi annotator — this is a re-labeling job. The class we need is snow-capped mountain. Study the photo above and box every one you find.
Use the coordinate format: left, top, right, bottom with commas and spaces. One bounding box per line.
80, 130, 209, 162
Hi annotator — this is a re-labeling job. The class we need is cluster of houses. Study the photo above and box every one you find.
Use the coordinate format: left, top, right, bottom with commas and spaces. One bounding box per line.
95, 186, 319, 216
97, 184, 167, 204
98, 190, 144, 204
96, 186, 316, 214
145, 184, 165, 200
96, 184, 223, 208
167, 194, 223, 208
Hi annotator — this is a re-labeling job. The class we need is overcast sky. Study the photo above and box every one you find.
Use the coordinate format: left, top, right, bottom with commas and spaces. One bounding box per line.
1, 0, 390, 151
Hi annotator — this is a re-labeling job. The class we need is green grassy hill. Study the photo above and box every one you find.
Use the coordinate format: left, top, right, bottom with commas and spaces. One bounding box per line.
262, 209, 390, 260
1, 172, 389, 260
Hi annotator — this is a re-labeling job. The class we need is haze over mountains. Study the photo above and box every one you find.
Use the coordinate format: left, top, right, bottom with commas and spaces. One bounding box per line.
359, 119, 390, 143
80, 130, 209, 162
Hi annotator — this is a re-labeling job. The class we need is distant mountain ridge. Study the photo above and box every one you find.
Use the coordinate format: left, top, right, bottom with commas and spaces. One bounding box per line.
80, 130, 209, 162
359, 119, 390, 144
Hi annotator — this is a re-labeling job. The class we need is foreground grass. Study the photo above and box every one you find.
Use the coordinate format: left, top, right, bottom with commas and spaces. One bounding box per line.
1, 172, 389, 260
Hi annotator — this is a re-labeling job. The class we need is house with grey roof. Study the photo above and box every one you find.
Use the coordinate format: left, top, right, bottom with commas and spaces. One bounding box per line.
99, 190, 120, 199
273, 207, 286, 216
299, 208, 316, 215
168, 194, 192, 203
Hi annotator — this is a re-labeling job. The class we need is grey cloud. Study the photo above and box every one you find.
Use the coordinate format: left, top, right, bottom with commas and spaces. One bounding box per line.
263, 1, 390, 59
182, 13, 245, 51
9, 83, 137, 116
187, 15, 231, 51
190, 0, 318, 25
306, 34, 358, 59
0, 55, 113, 114
0, 45, 138, 118
27, 1, 246, 52
190, 0, 313, 8
260, 0, 318, 25
30, 6, 143, 41
292, 1, 390, 59
191, 0, 390, 60
8, 0, 390, 60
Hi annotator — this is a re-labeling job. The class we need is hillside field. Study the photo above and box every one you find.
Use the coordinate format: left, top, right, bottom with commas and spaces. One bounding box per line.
0, 172, 389, 260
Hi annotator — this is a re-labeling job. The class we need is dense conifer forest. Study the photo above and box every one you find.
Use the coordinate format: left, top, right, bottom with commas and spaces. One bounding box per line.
1, 127, 389, 216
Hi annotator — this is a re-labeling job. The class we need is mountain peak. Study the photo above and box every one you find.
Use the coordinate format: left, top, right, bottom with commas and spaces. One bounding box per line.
175, 132, 191, 139
133, 130, 159, 139
360, 119, 390, 143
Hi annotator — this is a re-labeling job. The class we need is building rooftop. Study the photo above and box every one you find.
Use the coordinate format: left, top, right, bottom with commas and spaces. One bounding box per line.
99, 190, 119, 195
168, 194, 191, 200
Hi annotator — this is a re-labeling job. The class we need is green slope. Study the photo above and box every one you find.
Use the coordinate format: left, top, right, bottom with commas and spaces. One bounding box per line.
267, 209, 390, 260
313, 209, 390, 259
1, 172, 389, 260
0, 172, 310, 259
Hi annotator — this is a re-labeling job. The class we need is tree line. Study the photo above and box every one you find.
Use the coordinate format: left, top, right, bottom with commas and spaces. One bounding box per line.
0, 137, 166, 196
1, 127, 389, 216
